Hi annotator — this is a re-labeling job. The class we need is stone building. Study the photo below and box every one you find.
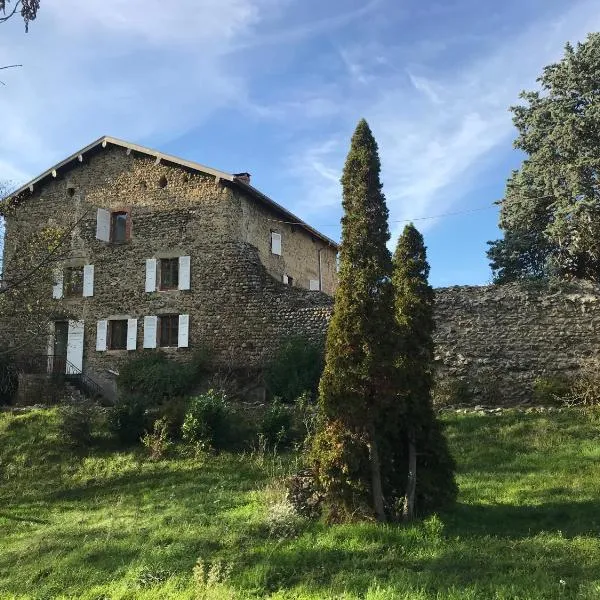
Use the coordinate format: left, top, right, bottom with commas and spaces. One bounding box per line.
2, 136, 338, 400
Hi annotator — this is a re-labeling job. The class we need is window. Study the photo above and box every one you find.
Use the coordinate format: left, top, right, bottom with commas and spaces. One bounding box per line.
271, 231, 282, 255
64, 266, 84, 297
108, 319, 128, 350
283, 274, 293, 286
159, 258, 179, 290
111, 211, 129, 243
158, 315, 179, 347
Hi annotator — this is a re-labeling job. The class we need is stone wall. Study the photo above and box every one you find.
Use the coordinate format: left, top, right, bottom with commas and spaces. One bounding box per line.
433, 281, 600, 403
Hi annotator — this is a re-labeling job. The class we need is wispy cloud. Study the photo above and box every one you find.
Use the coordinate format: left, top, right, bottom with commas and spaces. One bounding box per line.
282, 0, 600, 243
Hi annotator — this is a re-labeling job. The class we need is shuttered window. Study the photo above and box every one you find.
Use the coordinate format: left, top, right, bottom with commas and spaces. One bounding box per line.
108, 319, 128, 350
158, 315, 179, 348
271, 232, 282, 255
111, 212, 128, 243
64, 267, 84, 297
159, 258, 179, 290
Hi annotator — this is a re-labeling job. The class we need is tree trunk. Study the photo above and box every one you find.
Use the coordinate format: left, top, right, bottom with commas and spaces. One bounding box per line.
403, 432, 417, 521
368, 422, 386, 522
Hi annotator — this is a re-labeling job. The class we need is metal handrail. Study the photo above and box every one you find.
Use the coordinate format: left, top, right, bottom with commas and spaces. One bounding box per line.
16, 354, 105, 400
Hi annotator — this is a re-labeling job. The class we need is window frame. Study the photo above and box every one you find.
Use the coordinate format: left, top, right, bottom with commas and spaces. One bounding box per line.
107, 319, 128, 350
159, 258, 179, 291
158, 314, 179, 348
63, 266, 84, 297
110, 210, 131, 243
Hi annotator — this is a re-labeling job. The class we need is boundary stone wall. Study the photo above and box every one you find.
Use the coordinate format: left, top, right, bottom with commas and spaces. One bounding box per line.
433, 281, 600, 403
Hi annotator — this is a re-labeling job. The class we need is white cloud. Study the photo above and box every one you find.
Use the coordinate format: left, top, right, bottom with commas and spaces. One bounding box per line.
0, 0, 265, 184
284, 0, 600, 244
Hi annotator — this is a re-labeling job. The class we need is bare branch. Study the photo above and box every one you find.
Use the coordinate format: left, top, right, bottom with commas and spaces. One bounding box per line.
0, 1, 21, 24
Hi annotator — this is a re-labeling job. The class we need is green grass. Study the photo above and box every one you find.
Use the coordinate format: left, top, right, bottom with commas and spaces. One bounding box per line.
1, 408, 599, 599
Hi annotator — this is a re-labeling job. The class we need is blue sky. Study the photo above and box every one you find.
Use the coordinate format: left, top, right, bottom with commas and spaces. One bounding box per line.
2, 0, 600, 286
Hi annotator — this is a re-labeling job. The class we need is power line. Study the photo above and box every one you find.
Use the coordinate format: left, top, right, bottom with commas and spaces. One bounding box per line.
267, 193, 562, 229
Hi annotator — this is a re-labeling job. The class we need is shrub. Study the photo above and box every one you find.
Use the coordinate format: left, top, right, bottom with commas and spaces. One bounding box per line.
0, 354, 18, 406
118, 349, 208, 404
260, 399, 293, 450
567, 358, 600, 406
109, 394, 150, 445
182, 390, 233, 451
264, 336, 324, 403
58, 400, 100, 448
532, 376, 571, 405
157, 397, 189, 440
264, 498, 305, 539
286, 468, 323, 519
141, 416, 172, 460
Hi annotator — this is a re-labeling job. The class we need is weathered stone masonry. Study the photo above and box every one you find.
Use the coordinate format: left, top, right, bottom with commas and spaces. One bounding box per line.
4, 138, 599, 405
433, 281, 600, 403
2, 139, 337, 400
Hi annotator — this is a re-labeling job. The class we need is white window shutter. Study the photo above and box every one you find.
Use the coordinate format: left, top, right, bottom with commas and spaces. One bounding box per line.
96, 208, 111, 242
83, 264, 95, 297
96, 320, 108, 352
67, 320, 85, 372
178, 314, 189, 348
52, 269, 64, 299
178, 256, 191, 290
143, 316, 158, 348
145, 258, 157, 292
127, 318, 138, 351
271, 232, 282, 255
282, 274, 289, 284
309, 279, 320, 291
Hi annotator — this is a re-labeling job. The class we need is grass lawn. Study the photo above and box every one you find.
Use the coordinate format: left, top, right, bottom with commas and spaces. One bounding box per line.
0, 408, 599, 599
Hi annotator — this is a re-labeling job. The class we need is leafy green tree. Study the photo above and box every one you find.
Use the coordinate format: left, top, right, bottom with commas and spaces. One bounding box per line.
392, 224, 457, 519
310, 119, 399, 522
488, 33, 600, 283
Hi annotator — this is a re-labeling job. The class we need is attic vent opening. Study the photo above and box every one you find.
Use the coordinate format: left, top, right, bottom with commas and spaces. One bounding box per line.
158, 175, 168, 188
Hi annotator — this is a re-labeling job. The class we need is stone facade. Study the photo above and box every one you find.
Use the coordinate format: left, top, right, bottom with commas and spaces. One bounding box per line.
433, 281, 600, 403
2, 139, 337, 399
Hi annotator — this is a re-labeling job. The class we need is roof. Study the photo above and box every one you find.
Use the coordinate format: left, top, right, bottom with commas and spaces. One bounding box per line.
6, 135, 339, 249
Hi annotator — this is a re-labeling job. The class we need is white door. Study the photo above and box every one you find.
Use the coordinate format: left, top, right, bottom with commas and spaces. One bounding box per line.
66, 320, 85, 373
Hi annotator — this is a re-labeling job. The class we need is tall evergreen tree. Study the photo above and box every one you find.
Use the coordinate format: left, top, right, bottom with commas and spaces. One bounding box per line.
310, 119, 399, 522
391, 224, 457, 518
488, 33, 600, 283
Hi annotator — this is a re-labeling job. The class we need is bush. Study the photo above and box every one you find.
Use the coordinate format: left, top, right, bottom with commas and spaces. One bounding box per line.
58, 400, 100, 448
260, 399, 294, 449
567, 358, 600, 406
264, 336, 324, 403
109, 394, 150, 445
0, 354, 18, 406
118, 350, 208, 404
182, 390, 233, 451
156, 397, 189, 440
141, 416, 172, 460
286, 468, 323, 519
532, 376, 571, 405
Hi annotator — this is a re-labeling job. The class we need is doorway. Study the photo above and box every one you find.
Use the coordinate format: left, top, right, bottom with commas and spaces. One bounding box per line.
53, 321, 68, 374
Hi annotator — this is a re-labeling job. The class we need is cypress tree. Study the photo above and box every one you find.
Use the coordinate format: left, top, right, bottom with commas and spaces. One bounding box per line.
392, 224, 457, 518
310, 119, 399, 522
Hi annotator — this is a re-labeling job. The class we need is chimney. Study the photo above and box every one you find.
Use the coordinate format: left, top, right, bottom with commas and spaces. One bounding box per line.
233, 172, 251, 185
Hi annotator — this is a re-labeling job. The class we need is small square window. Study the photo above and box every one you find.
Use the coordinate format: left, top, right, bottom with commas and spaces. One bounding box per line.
160, 258, 179, 290
158, 315, 179, 348
64, 266, 84, 297
108, 319, 128, 350
111, 211, 129, 243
